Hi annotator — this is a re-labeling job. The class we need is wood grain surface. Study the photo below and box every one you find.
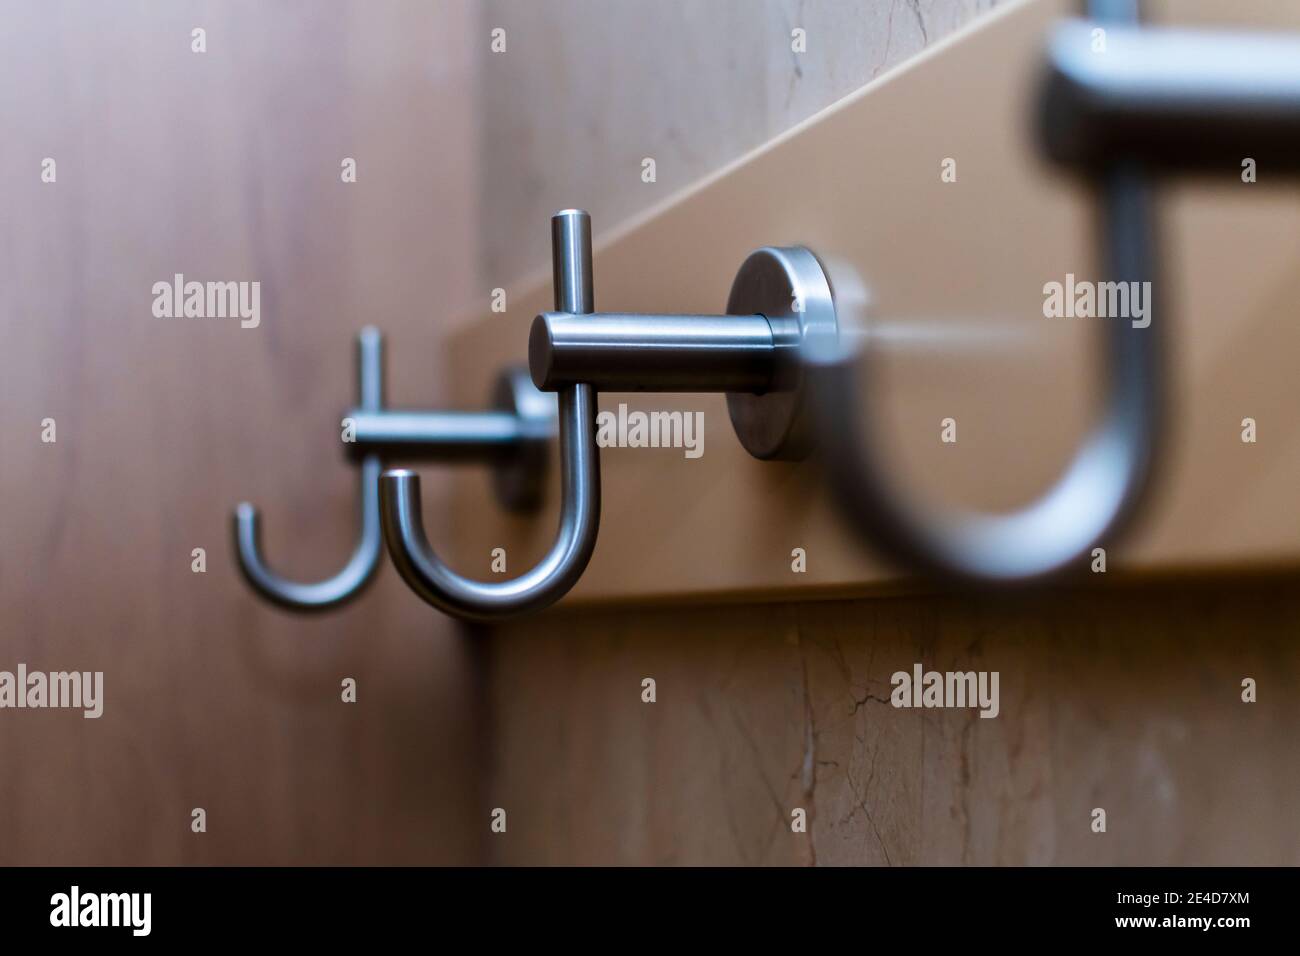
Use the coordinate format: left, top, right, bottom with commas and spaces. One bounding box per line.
0, 1, 485, 864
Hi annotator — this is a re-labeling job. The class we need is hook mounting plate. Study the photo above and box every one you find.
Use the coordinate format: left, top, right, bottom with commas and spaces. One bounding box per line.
725, 246, 837, 460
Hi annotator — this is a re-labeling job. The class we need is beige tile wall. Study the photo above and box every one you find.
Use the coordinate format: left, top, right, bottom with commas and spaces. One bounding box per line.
476, 0, 1005, 287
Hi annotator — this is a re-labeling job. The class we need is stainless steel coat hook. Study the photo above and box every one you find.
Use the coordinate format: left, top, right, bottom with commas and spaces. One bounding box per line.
808, 0, 1300, 583
806, 162, 1159, 581
380, 208, 839, 619
379, 211, 602, 621
234, 328, 555, 611
529, 241, 836, 462
805, 0, 1161, 583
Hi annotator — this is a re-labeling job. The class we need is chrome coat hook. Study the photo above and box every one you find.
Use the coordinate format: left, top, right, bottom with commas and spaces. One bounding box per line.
807, 0, 1300, 582
234, 328, 555, 611
380, 211, 602, 621
530, 242, 837, 461
381, 208, 840, 619
806, 0, 1161, 582
806, 165, 1159, 581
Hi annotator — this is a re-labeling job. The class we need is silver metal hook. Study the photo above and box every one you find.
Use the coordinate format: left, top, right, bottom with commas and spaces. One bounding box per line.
234, 328, 386, 610
235, 330, 557, 611
809, 167, 1159, 581
379, 210, 602, 621
808, 0, 1160, 582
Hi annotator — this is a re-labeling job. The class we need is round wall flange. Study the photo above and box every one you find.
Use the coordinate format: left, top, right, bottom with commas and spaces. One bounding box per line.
490, 366, 557, 512
726, 246, 837, 460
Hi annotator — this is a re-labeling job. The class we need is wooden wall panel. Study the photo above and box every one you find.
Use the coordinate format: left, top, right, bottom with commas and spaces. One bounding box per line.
0, 1, 485, 864
485, 581, 1300, 865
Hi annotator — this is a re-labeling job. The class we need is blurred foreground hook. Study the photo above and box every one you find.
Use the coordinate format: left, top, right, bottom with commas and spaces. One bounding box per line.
809, 0, 1167, 582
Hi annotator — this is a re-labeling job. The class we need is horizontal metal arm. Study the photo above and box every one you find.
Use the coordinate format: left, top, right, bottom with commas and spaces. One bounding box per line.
343, 409, 537, 462
1039, 18, 1300, 172
530, 311, 777, 392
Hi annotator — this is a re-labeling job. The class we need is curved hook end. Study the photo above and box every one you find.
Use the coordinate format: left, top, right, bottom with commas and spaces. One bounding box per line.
231, 467, 383, 612
378, 394, 599, 623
